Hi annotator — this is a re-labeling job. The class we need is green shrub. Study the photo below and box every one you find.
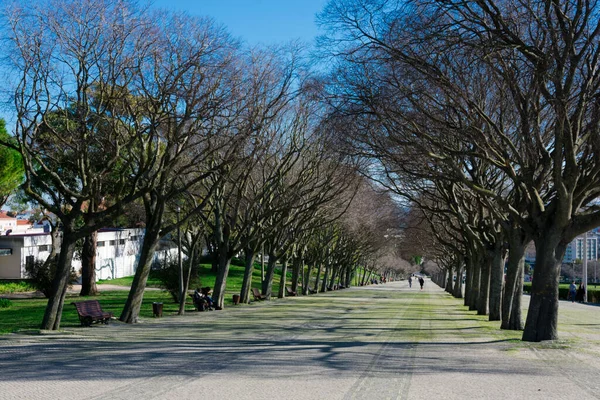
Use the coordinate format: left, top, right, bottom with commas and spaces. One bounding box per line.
0, 298, 11, 308
24, 258, 78, 298
0, 280, 35, 294
523, 283, 600, 302
154, 258, 203, 303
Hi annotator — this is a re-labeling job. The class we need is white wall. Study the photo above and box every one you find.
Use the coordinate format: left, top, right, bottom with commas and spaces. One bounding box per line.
0, 228, 147, 280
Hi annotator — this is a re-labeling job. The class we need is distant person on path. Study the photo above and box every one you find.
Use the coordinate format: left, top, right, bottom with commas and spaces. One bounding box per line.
408, 276, 412, 288
569, 281, 577, 303
418, 277, 424, 290
576, 283, 585, 303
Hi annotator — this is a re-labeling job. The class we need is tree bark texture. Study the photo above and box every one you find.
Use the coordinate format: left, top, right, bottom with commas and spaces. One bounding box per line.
262, 254, 278, 299
41, 231, 76, 330
80, 230, 99, 296
303, 262, 313, 295
463, 259, 472, 307
501, 236, 526, 330
446, 266, 453, 293
477, 254, 491, 315
212, 244, 232, 309
314, 262, 323, 292
278, 258, 288, 298
291, 257, 301, 293
240, 247, 256, 304
522, 232, 565, 342
119, 224, 161, 323
453, 262, 463, 298
488, 245, 505, 321
469, 256, 481, 311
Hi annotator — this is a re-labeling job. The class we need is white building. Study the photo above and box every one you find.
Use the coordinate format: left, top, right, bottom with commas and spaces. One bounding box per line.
563, 229, 600, 263
0, 212, 18, 235
0, 228, 147, 280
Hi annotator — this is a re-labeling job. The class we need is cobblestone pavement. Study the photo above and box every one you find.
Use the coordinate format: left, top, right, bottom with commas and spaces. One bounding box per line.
1, 281, 599, 400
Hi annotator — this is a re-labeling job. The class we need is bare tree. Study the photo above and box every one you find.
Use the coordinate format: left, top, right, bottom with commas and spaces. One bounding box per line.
4, 0, 166, 330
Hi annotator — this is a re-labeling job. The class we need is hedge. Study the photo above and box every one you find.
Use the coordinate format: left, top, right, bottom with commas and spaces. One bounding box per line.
523, 284, 600, 303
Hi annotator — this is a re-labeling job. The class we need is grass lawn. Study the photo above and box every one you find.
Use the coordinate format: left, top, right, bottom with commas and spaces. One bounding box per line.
0, 257, 294, 335
0, 290, 178, 335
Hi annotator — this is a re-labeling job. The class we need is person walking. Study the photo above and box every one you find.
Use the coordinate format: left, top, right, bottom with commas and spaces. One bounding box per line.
576, 283, 585, 303
418, 277, 424, 290
569, 281, 577, 303
408, 276, 412, 288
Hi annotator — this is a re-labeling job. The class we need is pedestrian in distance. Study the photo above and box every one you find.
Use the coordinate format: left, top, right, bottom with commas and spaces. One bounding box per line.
576, 283, 585, 303
408, 276, 412, 288
418, 277, 424, 290
569, 281, 577, 303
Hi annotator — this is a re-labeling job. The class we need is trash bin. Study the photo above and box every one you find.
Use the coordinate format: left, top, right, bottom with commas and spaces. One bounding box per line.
232, 294, 240, 305
152, 302, 163, 317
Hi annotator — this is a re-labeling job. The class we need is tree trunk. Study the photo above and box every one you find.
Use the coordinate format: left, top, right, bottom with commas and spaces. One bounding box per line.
488, 245, 505, 321
313, 261, 322, 293
463, 257, 471, 306
212, 244, 232, 309
120, 221, 161, 323
446, 265, 453, 293
278, 258, 288, 298
321, 262, 329, 293
469, 256, 481, 311
178, 237, 200, 315
453, 260, 463, 298
240, 247, 256, 304
501, 233, 526, 330
80, 230, 99, 296
346, 266, 354, 287
477, 253, 491, 315
303, 262, 313, 295
328, 264, 338, 289
361, 266, 368, 286
291, 257, 301, 293
262, 254, 278, 299
41, 229, 76, 330
509, 263, 524, 330
522, 231, 565, 342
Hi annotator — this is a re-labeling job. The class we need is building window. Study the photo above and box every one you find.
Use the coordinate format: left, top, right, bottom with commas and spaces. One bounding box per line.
109, 240, 116, 246
576, 238, 598, 260
119, 239, 125, 245
97, 241, 105, 247
0, 248, 12, 256
39, 245, 49, 252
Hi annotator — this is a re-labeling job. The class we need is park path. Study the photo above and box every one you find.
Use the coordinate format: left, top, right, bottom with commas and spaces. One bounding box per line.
0, 280, 599, 399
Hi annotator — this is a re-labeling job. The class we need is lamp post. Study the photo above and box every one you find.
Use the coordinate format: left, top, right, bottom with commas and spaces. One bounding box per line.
177, 206, 183, 304
583, 231, 588, 302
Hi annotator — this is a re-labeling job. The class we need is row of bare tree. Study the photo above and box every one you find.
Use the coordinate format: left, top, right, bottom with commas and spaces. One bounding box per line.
1, 0, 406, 330
318, 0, 600, 342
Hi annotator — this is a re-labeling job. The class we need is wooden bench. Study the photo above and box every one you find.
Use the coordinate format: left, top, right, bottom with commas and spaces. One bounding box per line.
252, 287, 266, 301
285, 287, 297, 296
72, 300, 113, 326
308, 288, 317, 294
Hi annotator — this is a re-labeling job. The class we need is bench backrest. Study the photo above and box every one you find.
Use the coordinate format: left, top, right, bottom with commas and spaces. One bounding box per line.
73, 300, 104, 316
252, 288, 262, 297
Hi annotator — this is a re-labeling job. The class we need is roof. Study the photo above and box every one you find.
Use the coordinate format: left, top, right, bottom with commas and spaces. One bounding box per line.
0, 212, 16, 220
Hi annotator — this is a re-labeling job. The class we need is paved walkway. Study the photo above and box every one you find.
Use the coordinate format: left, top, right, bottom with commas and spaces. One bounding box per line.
1, 280, 599, 399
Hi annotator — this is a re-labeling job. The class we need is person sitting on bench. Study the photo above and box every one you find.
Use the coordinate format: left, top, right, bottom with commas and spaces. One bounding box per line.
193, 287, 214, 311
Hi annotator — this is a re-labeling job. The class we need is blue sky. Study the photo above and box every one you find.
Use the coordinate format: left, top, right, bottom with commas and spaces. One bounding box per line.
0, 1, 330, 125
150, 0, 329, 45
